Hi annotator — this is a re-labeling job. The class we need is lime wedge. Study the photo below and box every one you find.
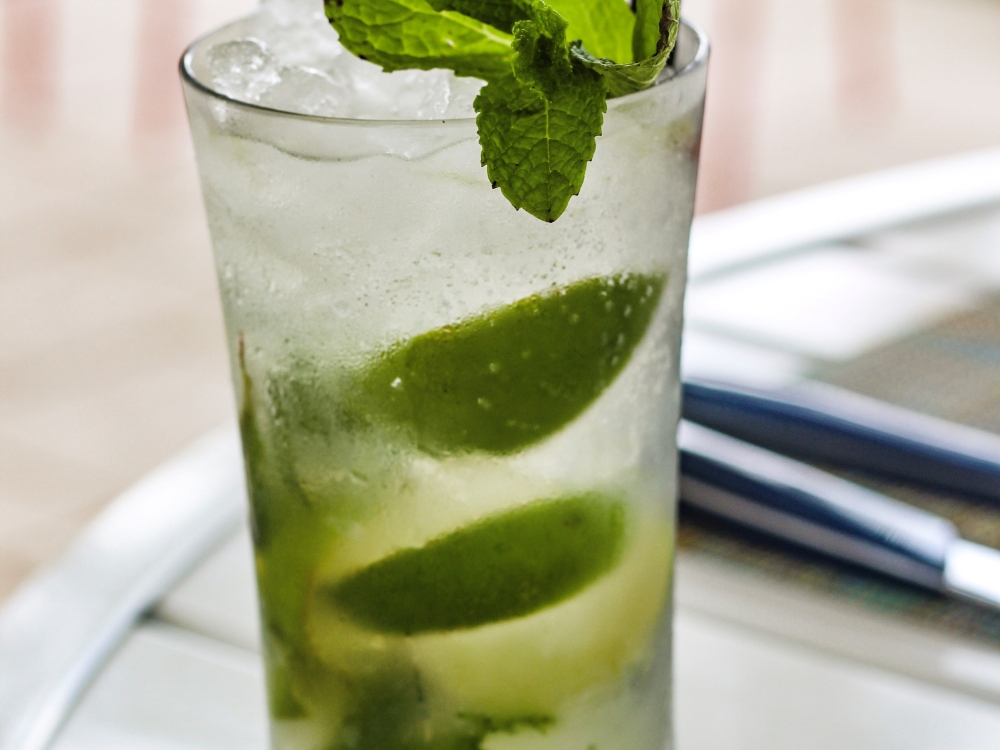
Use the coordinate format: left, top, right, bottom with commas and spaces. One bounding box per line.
324, 494, 626, 635
409, 517, 671, 717
355, 273, 665, 455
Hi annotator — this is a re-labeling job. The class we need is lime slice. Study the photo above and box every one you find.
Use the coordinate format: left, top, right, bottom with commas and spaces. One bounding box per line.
323, 494, 626, 635
410, 516, 671, 717
355, 273, 665, 455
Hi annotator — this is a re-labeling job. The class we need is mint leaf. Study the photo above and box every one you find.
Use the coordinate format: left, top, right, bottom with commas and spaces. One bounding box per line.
475, 74, 604, 222
545, 0, 634, 63
571, 0, 679, 97
475, 3, 606, 222
633, 0, 673, 62
425, 0, 532, 34
324, 0, 514, 79
428, 0, 633, 63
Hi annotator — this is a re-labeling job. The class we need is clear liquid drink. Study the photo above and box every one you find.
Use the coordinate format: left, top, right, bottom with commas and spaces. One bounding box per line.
182, 7, 707, 750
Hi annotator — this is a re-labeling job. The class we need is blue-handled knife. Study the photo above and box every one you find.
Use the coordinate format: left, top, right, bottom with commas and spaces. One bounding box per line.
678, 421, 1000, 611
682, 378, 1000, 503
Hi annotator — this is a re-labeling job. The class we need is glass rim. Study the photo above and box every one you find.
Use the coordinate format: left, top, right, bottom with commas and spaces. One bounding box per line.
179, 17, 709, 128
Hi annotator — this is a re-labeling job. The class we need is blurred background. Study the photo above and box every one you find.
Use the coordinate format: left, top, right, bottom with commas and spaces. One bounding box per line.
2, 0, 1000, 602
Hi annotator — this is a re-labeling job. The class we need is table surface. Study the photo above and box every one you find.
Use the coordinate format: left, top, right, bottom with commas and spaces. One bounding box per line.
4, 152, 1000, 750
55, 529, 1000, 750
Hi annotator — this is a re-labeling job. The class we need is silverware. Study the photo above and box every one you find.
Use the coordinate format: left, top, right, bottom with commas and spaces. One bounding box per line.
678, 381, 1000, 611
682, 378, 1000, 502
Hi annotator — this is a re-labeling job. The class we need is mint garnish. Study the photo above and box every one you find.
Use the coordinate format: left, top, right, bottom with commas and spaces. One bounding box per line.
324, 0, 680, 221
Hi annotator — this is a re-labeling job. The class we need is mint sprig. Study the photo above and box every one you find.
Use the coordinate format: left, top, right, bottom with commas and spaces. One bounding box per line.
324, 0, 680, 221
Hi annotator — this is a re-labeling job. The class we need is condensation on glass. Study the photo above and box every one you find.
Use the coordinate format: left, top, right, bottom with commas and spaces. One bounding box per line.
182, 15, 708, 750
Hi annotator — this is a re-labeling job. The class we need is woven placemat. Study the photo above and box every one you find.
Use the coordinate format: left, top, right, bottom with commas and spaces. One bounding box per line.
678, 295, 1000, 646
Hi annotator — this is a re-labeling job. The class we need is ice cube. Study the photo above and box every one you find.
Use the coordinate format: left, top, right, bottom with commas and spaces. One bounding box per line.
207, 39, 281, 102
260, 65, 345, 117
394, 69, 455, 120
340, 64, 480, 121
260, 0, 326, 25
260, 0, 344, 71
444, 77, 484, 120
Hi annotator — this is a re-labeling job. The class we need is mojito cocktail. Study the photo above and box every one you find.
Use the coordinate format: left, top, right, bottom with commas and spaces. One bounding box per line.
182, 3, 707, 749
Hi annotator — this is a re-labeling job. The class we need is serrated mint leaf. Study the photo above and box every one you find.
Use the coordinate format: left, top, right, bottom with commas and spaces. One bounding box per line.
475, 4, 606, 222
429, 0, 633, 64
545, 0, 634, 63
571, 0, 679, 97
425, 0, 533, 34
509, 1, 572, 88
324, 0, 514, 79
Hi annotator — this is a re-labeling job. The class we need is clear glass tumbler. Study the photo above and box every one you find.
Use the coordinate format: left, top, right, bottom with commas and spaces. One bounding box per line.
182, 13, 707, 750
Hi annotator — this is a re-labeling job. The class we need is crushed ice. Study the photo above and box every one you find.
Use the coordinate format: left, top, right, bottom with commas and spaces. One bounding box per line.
206, 0, 483, 120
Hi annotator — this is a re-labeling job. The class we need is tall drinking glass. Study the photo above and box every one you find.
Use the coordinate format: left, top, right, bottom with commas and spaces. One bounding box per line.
182, 10, 707, 750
